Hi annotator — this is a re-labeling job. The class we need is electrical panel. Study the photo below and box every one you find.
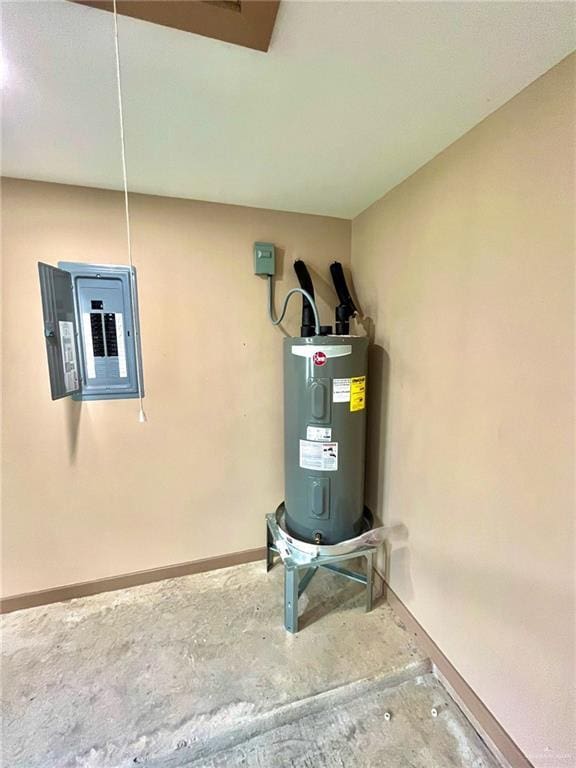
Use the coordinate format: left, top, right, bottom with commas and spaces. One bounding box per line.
38, 261, 144, 401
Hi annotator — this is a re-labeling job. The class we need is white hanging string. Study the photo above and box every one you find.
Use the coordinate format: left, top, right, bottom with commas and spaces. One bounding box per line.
112, 0, 147, 423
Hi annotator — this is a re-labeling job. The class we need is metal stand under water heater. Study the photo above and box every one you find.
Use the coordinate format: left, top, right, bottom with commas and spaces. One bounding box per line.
256, 243, 379, 632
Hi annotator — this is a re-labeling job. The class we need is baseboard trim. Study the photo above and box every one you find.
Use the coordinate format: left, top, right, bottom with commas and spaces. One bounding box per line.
384, 585, 534, 768
0, 547, 267, 614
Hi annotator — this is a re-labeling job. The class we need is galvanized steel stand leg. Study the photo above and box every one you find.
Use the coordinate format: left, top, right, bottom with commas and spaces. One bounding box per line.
365, 550, 374, 613
266, 522, 274, 573
284, 566, 299, 633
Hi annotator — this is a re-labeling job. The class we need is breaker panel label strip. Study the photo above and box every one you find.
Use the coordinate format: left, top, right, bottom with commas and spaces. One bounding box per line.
58, 321, 79, 393
82, 313, 97, 379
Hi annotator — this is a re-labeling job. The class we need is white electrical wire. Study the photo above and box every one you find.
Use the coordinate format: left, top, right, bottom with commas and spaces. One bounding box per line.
112, 0, 147, 423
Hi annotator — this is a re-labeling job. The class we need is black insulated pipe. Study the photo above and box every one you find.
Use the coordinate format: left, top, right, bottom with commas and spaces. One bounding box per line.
330, 261, 357, 335
293, 260, 317, 337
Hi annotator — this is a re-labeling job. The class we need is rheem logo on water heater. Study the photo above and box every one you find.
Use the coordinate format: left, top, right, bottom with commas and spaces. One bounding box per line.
313, 351, 327, 366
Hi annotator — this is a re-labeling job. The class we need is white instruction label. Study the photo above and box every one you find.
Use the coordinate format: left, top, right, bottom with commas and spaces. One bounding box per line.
333, 378, 351, 403
299, 440, 338, 472
306, 426, 332, 442
82, 313, 96, 379
58, 321, 79, 393
115, 313, 128, 378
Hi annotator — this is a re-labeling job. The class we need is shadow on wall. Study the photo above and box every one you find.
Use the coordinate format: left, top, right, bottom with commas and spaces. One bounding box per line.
275, 246, 286, 280
307, 264, 339, 317
65, 397, 82, 465
363, 332, 414, 601
365, 340, 389, 523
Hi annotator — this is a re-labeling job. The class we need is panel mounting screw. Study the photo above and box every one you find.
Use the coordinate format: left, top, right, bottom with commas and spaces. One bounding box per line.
431, 707, 439, 718
384, 711, 391, 722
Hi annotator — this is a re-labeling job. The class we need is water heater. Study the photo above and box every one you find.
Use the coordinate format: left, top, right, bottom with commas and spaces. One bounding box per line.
258, 245, 370, 546
284, 335, 368, 544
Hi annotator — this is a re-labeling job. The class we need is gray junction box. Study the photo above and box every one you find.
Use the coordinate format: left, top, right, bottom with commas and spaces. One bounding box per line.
283, 335, 368, 544
38, 261, 144, 401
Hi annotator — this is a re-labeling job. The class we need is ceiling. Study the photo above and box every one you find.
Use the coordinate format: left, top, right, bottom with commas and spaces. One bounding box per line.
1, 1, 574, 219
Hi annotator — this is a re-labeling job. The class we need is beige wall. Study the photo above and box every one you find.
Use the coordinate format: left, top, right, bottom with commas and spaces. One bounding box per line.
0, 179, 350, 596
352, 55, 575, 767
1, 51, 574, 768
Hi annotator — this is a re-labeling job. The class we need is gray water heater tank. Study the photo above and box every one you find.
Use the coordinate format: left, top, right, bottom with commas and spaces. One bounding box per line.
283, 335, 368, 544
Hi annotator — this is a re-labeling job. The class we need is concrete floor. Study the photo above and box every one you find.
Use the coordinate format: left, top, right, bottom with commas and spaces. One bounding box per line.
2, 560, 501, 768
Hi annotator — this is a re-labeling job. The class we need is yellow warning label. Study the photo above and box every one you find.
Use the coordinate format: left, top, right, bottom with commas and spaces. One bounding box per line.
350, 376, 366, 412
